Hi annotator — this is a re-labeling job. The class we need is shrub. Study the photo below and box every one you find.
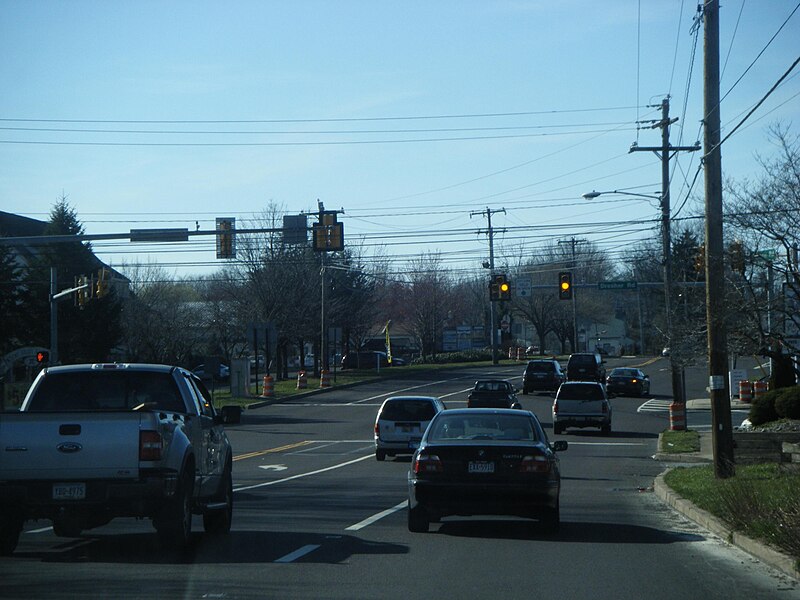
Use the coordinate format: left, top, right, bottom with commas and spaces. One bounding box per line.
748, 388, 780, 425
774, 385, 800, 420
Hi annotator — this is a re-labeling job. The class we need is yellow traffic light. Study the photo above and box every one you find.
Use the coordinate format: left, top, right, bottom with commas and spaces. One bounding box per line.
559, 272, 572, 300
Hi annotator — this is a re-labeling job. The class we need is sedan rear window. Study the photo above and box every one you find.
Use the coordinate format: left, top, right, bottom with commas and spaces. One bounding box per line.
527, 362, 554, 372
380, 400, 437, 421
428, 415, 538, 442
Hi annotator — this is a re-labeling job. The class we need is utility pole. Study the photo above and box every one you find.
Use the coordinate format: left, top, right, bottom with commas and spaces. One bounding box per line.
630, 97, 700, 406
703, 0, 734, 477
471, 207, 506, 364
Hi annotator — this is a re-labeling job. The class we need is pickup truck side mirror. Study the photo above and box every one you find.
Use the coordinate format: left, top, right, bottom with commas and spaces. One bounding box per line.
219, 405, 243, 424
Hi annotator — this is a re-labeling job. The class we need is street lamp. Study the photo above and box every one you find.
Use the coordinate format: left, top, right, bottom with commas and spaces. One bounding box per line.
583, 189, 684, 404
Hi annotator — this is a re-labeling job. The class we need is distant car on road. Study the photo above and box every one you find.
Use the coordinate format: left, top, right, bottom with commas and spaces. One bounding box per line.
522, 359, 565, 394
552, 381, 612, 435
374, 395, 446, 461
467, 379, 520, 409
407, 408, 567, 533
606, 367, 650, 397
192, 363, 230, 381
566, 352, 606, 383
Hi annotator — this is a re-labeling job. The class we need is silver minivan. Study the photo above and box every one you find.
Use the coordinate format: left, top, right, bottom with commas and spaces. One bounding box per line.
374, 396, 446, 461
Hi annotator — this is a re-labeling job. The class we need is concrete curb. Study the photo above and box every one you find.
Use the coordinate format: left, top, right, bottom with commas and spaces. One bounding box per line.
654, 470, 800, 582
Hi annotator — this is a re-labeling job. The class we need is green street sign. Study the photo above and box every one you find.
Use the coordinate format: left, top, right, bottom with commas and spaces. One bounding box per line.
598, 281, 638, 290
756, 248, 776, 262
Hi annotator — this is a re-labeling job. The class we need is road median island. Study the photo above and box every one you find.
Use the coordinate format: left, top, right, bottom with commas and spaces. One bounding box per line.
654, 463, 800, 582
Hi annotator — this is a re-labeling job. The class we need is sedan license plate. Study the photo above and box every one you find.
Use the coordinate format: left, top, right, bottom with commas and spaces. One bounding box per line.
53, 483, 86, 500
468, 461, 495, 474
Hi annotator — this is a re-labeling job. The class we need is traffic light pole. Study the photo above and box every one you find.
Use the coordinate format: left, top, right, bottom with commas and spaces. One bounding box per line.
471, 207, 506, 365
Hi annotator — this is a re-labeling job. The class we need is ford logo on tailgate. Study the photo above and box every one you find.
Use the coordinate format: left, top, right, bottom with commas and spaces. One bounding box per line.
57, 442, 83, 454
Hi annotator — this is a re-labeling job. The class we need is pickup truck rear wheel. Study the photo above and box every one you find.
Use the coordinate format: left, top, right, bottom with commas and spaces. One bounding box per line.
0, 513, 23, 556
157, 470, 193, 549
203, 465, 233, 535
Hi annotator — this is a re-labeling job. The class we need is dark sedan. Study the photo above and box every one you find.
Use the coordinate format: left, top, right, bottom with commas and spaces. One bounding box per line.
407, 408, 567, 533
605, 367, 650, 397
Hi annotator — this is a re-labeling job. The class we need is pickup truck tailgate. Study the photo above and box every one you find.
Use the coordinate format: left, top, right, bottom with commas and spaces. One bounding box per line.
0, 412, 145, 480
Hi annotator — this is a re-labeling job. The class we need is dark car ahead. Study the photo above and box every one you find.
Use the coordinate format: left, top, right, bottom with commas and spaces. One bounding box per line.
407, 408, 567, 533
466, 379, 520, 408
606, 368, 650, 397
522, 359, 565, 394
566, 352, 606, 382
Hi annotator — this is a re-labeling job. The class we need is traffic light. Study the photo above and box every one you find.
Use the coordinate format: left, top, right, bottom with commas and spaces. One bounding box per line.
729, 240, 745, 275
489, 274, 510, 301
76, 275, 91, 307
216, 217, 236, 259
313, 212, 344, 252
694, 244, 705, 273
558, 272, 572, 300
96, 268, 110, 298
36, 350, 49, 365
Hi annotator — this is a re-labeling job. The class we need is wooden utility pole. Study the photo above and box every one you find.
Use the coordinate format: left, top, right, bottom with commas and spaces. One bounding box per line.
703, 0, 735, 477
630, 98, 699, 408
471, 207, 505, 364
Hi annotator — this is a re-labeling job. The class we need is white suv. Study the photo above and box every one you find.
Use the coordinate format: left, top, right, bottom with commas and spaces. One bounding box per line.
374, 396, 446, 461
552, 381, 612, 435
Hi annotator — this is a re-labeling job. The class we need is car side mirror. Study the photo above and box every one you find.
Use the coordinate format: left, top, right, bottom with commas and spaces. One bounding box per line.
552, 440, 568, 452
220, 405, 243, 424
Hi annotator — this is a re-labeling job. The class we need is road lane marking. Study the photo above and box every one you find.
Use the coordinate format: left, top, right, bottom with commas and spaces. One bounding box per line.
233, 454, 372, 492
234, 440, 314, 461
345, 501, 406, 531
274, 544, 321, 563
346, 379, 467, 405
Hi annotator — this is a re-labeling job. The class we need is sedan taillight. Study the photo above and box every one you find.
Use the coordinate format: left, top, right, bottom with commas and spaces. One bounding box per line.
413, 453, 443, 474
139, 430, 163, 461
519, 454, 551, 473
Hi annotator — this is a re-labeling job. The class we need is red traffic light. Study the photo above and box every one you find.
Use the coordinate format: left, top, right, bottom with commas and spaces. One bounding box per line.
36, 350, 50, 364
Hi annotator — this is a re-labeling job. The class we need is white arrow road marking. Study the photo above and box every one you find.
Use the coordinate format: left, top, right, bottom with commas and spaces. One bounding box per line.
234, 454, 372, 493
258, 464, 288, 471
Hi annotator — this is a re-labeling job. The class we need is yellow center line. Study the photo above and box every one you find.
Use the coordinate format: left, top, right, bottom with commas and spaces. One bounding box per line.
233, 440, 314, 461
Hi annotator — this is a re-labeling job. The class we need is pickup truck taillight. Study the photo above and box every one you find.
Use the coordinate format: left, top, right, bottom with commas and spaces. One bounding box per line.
139, 430, 163, 461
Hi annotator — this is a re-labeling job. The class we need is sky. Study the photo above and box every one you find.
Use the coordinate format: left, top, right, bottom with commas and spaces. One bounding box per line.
1, 1, 799, 282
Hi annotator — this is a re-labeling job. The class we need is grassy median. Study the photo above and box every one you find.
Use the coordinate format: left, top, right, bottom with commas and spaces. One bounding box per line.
660, 429, 701, 454
664, 463, 800, 563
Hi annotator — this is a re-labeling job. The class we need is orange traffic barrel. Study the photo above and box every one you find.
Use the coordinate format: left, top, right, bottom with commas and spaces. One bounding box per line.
320, 370, 331, 388
297, 370, 308, 389
668, 401, 686, 431
753, 380, 768, 401
261, 375, 274, 398
738, 380, 752, 403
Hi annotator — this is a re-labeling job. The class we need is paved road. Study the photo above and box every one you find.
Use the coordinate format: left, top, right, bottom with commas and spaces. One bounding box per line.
2, 359, 798, 599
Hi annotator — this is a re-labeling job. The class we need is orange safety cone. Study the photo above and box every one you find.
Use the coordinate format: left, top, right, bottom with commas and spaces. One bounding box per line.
738, 380, 752, 403
753, 380, 768, 402
260, 375, 274, 398
297, 370, 307, 390
668, 401, 686, 431
320, 370, 331, 388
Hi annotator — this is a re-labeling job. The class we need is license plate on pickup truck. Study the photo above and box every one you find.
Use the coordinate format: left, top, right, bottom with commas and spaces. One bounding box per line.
53, 483, 86, 500
468, 461, 495, 474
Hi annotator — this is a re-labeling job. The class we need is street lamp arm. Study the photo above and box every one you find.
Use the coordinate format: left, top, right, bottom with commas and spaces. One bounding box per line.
581, 189, 661, 201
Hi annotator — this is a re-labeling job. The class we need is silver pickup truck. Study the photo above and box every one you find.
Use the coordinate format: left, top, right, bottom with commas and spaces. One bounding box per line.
0, 363, 234, 555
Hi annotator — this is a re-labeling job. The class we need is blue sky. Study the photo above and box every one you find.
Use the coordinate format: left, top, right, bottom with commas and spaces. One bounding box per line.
2, 1, 798, 280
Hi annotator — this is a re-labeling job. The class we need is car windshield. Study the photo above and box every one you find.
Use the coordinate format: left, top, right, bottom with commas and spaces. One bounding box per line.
557, 384, 604, 400
427, 414, 538, 442
381, 399, 437, 421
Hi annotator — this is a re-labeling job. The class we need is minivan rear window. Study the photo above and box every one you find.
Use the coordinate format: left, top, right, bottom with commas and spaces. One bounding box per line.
528, 362, 554, 372
380, 400, 436, 421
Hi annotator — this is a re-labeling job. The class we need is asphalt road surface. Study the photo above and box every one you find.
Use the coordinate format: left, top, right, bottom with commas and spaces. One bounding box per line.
2, 358, 798, 599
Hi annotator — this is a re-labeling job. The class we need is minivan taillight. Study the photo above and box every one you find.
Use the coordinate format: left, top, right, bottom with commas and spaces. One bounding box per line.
413, 453, 443, 474
552, 401, 559, 414
139, 430, 162, 461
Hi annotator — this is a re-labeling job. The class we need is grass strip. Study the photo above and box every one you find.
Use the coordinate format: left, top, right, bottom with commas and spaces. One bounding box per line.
660, 429, 701, 454
664, 464, 800, 561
